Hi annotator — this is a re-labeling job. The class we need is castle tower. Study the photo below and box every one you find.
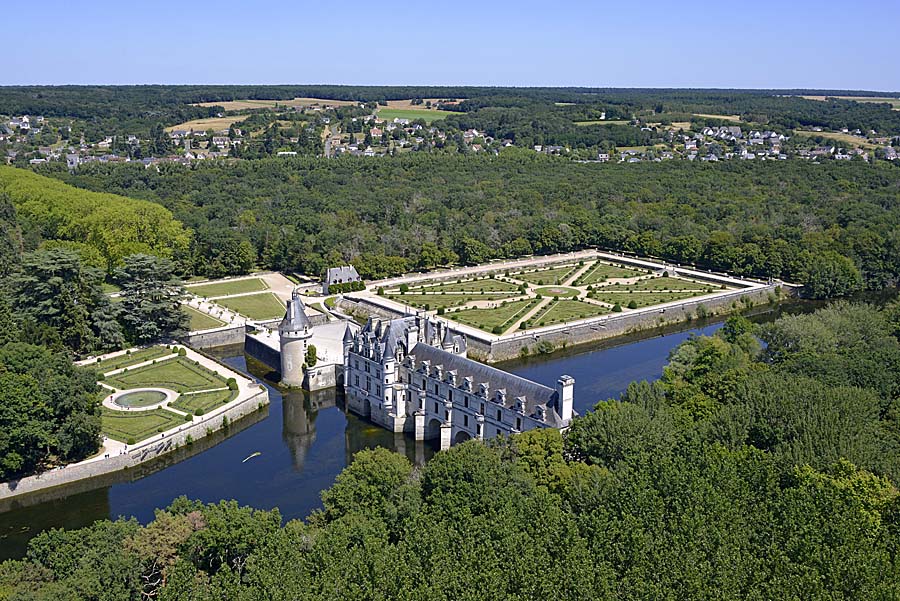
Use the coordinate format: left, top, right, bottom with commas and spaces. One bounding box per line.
279, 289, 312, 388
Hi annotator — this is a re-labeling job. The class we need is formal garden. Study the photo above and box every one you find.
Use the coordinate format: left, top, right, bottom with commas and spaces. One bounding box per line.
375, 258, 739, 335
93, 346, 244, 444
215, 292, 286, 320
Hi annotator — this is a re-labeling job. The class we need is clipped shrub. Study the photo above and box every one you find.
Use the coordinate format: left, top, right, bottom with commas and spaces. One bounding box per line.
491, 325, 503, 334
194, 408, 204, 416
227, 377, 237, 390
184, 413, 193, 421
126, 437, 135, 445
628, 300, 638, 309
612, 303, 623, 312
178, 347, 187, 356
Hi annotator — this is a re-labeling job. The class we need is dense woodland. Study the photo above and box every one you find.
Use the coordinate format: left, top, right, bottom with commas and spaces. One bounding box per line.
1, 302, 899, 599
35, 153, 900, 297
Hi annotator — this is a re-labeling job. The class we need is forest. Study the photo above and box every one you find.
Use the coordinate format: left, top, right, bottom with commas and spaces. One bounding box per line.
36, 153, 900, 297
1, 301, 898, 600
4, 85, 900, 140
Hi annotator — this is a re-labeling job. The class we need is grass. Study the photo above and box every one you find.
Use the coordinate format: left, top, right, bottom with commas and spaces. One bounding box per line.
693, 113, 742, 122
166, 116, 247, 132
590, 290, 704, 308
183, 306, 226, 331
534, 286, 580, 298
595, 276, 714, 292
511, 265, 578, 285
793, 130, 876, 149
93, 346, 173, 373
376, 108, 458, 124
386, 292, 517, 310
106, 357, 227, 393
101, 282, 121, 294
186, 278, 269, 298
528, 300, 611, 327
449, 299, 538, 333
101, 407, 185, 443
216, 292, 285, 320
171, 389, 237, 414
574, 261, 646, 285
407, 278, 521, 294
114, 390, 168, 408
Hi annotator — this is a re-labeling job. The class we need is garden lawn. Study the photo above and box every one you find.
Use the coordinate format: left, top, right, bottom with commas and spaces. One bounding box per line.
575, 261, 647, 285
183, 306, 226, 331
511, 265, 578, 285
187, 278, 269, 298
217, 292, 285, 319
408, 278, 521, 294
448, 299, 537, 333
590, 290, 705, 308
386, 293, 518, 310
596, 276, 716, 292
105, 357, 228, 393
101, 407, 185, 443
172, 389, 237, 414
528, 300, 610, 327
93, 346, 174, 373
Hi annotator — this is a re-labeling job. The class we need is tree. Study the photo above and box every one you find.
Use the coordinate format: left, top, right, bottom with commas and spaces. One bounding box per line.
800, 250, 863, 299
115, 253, 188, 344
305, 344, 317, 367
12, 247, 123, 355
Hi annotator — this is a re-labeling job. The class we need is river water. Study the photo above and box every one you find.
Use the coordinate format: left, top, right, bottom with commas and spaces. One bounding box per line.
0, 305, 809, 561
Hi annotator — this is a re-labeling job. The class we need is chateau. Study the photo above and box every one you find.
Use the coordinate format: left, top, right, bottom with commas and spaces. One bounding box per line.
343, 314, 574, 449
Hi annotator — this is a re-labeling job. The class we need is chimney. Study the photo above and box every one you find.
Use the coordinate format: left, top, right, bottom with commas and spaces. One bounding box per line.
556, 375, 574, 423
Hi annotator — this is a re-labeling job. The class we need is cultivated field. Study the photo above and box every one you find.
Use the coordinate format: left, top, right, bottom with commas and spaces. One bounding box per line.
192, 97, 359, 110
793, 130, 877, 149
165, 116, 247, 132
186, 277, 269, 298
376, 108, 458, 124
693, 113, 742, 122
801, 95, 900, 110
216, 292, 285, 320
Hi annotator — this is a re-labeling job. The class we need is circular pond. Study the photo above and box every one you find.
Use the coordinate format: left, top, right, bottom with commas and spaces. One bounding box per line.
534, 286, 580, 297
115, 389, 168, 408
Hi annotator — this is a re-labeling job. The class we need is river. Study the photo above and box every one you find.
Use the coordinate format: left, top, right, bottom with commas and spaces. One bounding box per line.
0, 303, 810, 560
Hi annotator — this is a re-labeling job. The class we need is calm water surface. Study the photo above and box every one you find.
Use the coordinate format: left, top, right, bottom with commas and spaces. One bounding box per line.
2, 304, 814, 560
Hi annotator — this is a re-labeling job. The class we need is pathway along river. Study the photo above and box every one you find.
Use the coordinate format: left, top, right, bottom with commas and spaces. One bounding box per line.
0, 302, 812, 560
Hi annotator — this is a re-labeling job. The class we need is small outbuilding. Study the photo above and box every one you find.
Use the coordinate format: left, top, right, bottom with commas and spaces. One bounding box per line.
323, 265, 361, 294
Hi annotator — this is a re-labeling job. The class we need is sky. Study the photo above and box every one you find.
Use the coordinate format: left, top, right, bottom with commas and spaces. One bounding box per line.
5, 0, 899, 91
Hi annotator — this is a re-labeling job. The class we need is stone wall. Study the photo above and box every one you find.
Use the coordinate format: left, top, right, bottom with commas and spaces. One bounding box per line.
181, 324, 246, 349
339, 285, 785, 363
0, 388, 270, 502
244, 336, 281, 370
304, 363, 341, 391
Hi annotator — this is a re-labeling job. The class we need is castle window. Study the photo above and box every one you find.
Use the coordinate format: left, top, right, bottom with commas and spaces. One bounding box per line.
464, 415, 469, 427
434, 401, 439, 413
366, 378, 371, 392
516, 417, 522, 430
354, 375, 359, 387
434, 383, 439, 394
464, 396, 468, 408
376, 385, 381, 396
496, 409, 502, 421
481, 403, 485, 414
448, 390, 453, 402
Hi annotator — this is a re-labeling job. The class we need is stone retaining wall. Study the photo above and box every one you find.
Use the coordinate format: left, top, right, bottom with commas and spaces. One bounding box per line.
181, 324, 247, 349
339, 285, 785, 363
0, 388, 270, 502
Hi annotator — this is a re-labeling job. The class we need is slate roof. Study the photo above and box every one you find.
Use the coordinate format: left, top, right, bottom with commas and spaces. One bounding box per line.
325, 265, 360, 285
280, 289, 311, 332
408, 343, 564, 426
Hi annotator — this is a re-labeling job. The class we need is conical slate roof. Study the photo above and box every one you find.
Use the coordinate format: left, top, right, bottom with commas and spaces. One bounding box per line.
280, 289, 311, 333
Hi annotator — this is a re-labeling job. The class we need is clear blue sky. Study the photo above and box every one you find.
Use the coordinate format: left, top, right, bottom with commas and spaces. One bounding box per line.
6, 0, 898, 91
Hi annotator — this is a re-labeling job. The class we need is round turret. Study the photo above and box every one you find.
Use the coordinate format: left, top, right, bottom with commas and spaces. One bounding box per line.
279, 289, 311, 387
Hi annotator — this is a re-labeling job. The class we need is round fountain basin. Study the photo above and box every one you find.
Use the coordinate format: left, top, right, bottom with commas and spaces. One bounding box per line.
115, 389, 168, 408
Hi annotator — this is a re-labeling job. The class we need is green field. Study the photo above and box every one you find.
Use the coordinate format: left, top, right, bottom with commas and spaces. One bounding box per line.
408, 278, 521, 294
596, 276, 714, 292
217, 292, 285, 319
376, 108, 458, 124
590, 290, 704, 308
575, 261, 646, 285
187, 278, 269, 298
183, 306, 226, 331
528, 300, 611, 327
511, 265, 578, 285
106, 357, 227, 393
449, 299, 538, 333
93, 346, 174, 373
386, 292, 518, 310
101, 407, 186, 443
172, 389, 237, 414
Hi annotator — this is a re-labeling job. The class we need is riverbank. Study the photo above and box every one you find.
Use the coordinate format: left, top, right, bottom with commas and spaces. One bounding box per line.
0, 346, 270, 503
